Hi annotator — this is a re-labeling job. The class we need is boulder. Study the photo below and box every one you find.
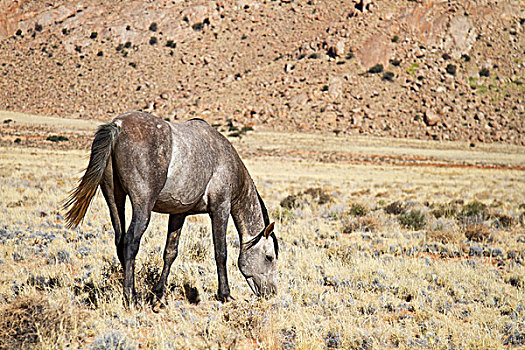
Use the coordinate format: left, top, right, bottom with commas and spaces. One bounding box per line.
423, 110, 440, 126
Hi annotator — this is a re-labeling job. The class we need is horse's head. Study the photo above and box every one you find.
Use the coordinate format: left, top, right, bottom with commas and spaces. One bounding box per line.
239, 222, 278, 298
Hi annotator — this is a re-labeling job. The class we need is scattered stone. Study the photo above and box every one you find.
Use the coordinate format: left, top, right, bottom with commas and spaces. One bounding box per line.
423, 110, 440, 126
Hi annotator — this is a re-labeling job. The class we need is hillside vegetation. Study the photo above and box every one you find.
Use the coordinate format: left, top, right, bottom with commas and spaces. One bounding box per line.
0, 0, 523, 144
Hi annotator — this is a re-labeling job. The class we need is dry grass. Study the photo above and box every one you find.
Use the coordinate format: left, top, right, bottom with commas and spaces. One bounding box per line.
0, 293, 87, 349
0, 129, 524, 349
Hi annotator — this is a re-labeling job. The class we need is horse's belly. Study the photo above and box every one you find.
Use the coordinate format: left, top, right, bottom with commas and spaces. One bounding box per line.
153, 179, 209, 214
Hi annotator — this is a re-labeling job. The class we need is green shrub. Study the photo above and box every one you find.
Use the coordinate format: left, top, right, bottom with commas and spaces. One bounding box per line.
479, 68, 490, 77
384, 201, 405, 215
348, 203, 368, 217
431, 203, 458, 219
192, 22, 204, 31
382, 71, 395, 81
399, 210, 426, 230
446, 64, 457, 75
460, 200, 488, 219
390, 58, 401, 66
46, 135, 69, 142
280, 195, 298, 209
368, 64, 384, 74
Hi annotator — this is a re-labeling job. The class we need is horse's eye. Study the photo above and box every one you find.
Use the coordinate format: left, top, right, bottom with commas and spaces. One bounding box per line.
265, 254, 274, 262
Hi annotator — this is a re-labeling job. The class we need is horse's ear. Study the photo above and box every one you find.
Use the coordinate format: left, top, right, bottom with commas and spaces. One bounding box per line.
264, 222, 275, 239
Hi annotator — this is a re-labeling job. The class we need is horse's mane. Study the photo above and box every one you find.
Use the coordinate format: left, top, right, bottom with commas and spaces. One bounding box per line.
244, 189, 278, 258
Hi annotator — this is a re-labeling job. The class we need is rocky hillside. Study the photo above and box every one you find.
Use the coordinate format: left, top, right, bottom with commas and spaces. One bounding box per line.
0, 0, 523, 144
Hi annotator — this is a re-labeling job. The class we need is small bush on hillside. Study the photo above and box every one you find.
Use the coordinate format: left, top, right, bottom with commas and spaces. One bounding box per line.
149, 22, 158, 32
446, 64, 457, 75
89, 32, 98, 39
368, 64, 384, 74
382, 71, 395, 81
390, 58, 401, 66
479, 68, 490, 77
149, 36, 158, 45
399, 210, 426, 230
192, 22, 204, 31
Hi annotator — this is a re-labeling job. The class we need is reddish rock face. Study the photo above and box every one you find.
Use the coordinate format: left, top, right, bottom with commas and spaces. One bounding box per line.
0, 0, 33, 39
0, 0, 522, 145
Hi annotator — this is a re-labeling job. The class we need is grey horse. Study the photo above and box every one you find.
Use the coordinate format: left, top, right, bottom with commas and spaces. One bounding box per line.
63, 111, 278, 305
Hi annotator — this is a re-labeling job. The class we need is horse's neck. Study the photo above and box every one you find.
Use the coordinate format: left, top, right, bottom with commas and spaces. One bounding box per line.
231, 182, 266, 243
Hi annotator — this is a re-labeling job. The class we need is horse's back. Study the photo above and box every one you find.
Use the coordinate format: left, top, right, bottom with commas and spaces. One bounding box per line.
157, 117, 247, 213
111, 112, 246, 214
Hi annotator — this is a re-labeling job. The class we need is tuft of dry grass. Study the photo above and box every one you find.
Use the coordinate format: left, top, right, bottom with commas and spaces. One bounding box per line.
463, 224, 492, 242
342, 216, 380, 234
0, 293, 86, 350
425, 230, 462, 245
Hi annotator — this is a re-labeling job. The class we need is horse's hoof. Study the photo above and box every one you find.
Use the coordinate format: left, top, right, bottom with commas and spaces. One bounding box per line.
152, 301, 164, 313
216, 294, 235, 303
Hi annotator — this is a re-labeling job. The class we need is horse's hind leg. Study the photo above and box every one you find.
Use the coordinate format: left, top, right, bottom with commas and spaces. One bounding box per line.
100, 159, 126, 268
122, 201, 154, 305
152, 214, 186, 308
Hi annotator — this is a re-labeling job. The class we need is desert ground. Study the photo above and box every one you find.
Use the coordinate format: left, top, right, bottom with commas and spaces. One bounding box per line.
0, 112, 524, 349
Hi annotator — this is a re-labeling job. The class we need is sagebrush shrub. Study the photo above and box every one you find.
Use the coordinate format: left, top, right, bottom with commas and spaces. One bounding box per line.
399, 210, 425, 230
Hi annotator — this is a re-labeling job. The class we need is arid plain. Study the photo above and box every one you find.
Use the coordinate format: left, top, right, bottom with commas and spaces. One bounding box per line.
0, 112, 524, 349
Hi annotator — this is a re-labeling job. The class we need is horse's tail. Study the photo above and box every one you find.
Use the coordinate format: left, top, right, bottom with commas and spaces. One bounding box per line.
63, 120, 122, 228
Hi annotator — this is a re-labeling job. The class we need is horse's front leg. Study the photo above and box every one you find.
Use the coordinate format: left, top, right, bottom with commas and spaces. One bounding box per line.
210, 203, 233, 302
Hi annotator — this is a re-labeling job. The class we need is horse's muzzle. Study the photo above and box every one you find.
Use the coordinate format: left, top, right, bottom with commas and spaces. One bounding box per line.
246, 276, 277, 298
